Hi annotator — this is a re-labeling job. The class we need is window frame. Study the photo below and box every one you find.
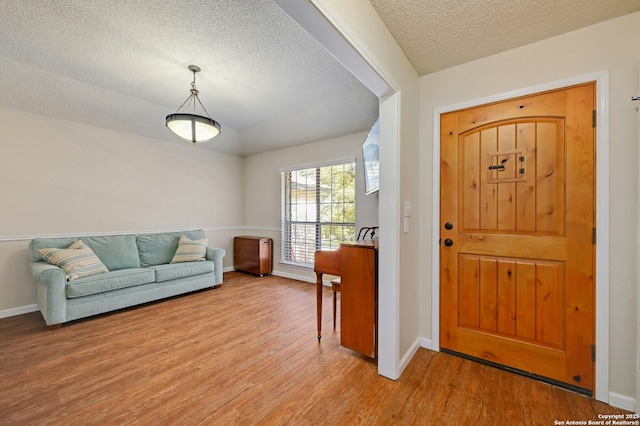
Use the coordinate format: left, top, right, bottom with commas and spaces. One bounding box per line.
280, 158, 357, 268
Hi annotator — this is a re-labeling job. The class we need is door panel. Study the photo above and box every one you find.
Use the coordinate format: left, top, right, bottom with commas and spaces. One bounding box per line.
440, 83, 595, 393
460, 119, 565, 235
456, 255, 565, 349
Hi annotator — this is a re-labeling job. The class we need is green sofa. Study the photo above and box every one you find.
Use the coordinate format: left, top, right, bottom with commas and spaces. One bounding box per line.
28, 229, 225, 329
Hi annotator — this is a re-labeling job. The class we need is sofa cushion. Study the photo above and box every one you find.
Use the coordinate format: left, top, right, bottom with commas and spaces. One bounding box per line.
171, 235, 208, 263
150, 261, 215, 283
82, 235, 141, 270
30, 234, 141, 270
66, 268, 156, 298
39, 240, 109, 281
136, 230, 206, 267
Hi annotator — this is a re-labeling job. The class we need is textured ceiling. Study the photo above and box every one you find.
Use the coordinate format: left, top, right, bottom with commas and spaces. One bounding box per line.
0, 0, 378, 156
2, 1, 639, 157
369, 0, 640, 76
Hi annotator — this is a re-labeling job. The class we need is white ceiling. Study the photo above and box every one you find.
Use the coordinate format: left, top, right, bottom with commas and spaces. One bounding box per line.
369, 0, 640, 75
1, 1, 638, 156
0, 0, 378, 156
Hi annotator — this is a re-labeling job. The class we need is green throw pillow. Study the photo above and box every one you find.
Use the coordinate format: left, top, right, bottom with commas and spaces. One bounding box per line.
39, 240, 109, 281
170, 235, 208, 263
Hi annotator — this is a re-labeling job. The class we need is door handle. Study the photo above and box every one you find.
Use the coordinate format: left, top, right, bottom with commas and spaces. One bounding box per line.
489, 158, 509, 171
444, 239, 453, 247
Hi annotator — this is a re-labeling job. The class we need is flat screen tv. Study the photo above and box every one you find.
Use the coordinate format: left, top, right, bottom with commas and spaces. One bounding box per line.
362, 118, 380, 195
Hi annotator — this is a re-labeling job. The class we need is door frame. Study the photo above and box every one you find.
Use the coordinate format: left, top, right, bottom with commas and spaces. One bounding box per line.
430, 70, 610, 403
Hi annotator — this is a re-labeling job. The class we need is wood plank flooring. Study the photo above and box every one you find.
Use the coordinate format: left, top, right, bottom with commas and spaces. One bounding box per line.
0, 272, 629, 425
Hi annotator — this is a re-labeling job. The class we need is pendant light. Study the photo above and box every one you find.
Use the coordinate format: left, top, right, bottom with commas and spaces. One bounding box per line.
166, 65, 221, 145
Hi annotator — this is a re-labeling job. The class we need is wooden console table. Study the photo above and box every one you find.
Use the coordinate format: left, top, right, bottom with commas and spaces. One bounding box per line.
314, 241, 378, 358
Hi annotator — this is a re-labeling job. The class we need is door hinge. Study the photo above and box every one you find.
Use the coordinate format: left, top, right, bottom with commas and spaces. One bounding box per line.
592, 227, 596, 244
592, 344, 596, 362
592, 110, 597, 127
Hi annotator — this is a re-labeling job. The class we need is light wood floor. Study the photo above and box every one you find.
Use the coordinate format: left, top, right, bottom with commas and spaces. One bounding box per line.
0, 272, 628, 425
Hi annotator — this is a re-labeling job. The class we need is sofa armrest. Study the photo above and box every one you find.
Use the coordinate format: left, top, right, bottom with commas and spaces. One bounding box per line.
29, 262, 67, 326
206, 247, 226, 285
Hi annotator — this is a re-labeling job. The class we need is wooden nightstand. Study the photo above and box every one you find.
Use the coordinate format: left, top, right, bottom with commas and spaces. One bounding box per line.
233, 236, 273, 276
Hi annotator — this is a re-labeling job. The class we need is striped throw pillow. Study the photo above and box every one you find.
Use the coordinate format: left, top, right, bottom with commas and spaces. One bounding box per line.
39, 240, 109, 281
170, 235, 208, 263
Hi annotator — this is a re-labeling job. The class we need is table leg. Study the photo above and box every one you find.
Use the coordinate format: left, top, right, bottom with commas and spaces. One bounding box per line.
316, 272, 323, 341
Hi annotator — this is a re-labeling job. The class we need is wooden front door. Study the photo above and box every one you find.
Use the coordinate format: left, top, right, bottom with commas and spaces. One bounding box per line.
439, 83, 596, 394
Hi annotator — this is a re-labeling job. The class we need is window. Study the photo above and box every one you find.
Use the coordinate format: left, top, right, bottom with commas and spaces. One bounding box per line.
281, 160, 356, 267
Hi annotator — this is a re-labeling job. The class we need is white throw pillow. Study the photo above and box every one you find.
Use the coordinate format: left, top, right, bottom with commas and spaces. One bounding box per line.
39, 240, 109, 281
170, 235, 208, 263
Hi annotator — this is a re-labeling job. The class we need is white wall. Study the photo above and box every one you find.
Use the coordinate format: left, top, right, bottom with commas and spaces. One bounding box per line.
242, 131, 378, 282
419, 12, 640, 405
0, 107, 244, 313
311, 0, 422, 379
0, 105, 379, 315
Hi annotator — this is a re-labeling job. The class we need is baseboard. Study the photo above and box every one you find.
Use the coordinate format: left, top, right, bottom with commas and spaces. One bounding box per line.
225, 266, 316, 285
396, 337, 422, 378
388, 336, 433, 380
0, 304, 38, 319
271, 270, 315, 284
420, 337, 434, 351
392, 337, 433, 378
609, 392, 635, 412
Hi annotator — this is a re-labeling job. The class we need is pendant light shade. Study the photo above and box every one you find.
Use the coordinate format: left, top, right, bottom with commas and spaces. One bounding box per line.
166, 65, 221, 144
166, 113, 220, 141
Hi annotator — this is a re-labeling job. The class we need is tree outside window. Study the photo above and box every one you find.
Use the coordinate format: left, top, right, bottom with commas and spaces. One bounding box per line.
281, 161, 355, 266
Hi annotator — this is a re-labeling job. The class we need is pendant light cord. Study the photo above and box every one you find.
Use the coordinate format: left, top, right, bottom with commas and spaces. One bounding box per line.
173, 69, 212, 119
